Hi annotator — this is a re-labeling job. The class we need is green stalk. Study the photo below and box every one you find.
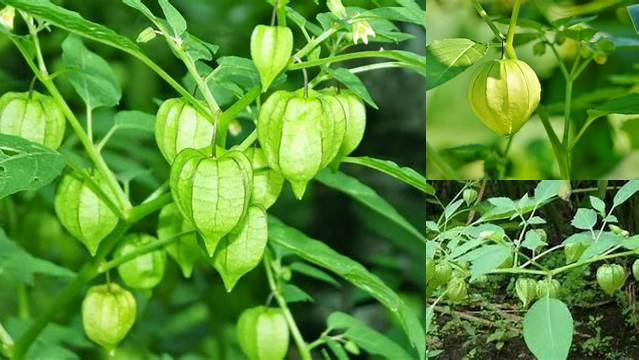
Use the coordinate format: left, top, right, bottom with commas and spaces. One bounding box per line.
504, 0, 521, 60
99, 230, 195, 273
471, 0, 505, 41
215, 85, 261, 148
538, 108, 570, 179
288, 50, 423, 71
263, 253, 311, 360
426, 143, 459, 179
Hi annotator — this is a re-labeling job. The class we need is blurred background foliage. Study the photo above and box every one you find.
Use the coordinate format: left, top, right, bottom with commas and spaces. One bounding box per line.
426, 0, 639, 179
0, 0, 425, 358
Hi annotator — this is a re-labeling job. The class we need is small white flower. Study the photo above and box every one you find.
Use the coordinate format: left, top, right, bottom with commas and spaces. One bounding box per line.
0, 6, 15, 31
352, 20, 375, 45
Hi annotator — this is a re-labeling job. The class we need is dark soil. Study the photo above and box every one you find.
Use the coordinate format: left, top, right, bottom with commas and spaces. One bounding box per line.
431, 302, 639, 359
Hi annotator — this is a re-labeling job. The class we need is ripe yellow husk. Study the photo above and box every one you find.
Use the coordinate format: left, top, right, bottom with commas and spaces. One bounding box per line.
468, 59, 541, 135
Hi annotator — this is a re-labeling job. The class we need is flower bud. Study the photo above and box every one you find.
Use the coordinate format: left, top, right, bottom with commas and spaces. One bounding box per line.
596, 264, 625, 296
0, 91, 66, 149
327, 0, 347, 19
609, 224, 629, 237
136, 27, 157, 43
0, 6, 15, 31
468, 59, 541, 135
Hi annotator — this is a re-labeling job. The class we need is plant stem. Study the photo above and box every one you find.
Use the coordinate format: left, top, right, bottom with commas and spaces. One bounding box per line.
263, 253, 311, 360
288, 50, 422, 71
550, 250, 639, 276
235, 130, 258, 151
504, 0, 522, 60
471, 0, 505, 41
216, 85, 261, 148
562, 80, 573, 146
538, 107, 570, 179
292, 27, 339, 60
99, 230, 195, 273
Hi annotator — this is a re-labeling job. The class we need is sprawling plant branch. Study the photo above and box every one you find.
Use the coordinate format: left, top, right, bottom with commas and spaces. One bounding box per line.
263, 252, 312, 360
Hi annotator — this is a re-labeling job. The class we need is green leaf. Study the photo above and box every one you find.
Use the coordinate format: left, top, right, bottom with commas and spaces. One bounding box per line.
61, 35, 121, 110
289, 261, 340, 287
589, 196, 606, 216
315, 170, 425, 243
269, 217, 424, 360
4, 0, 140, 57
113, 110, 155, 132
0, 134, 65, 199
364, 5, 425, 27
571, 208, 597, 230
579, 233, 622, 261
281, 283, 314, 303
534, 181, 561, 204
426, 38, 488, 90
158, 0, 187, 37
341, 156, 431, 194
587, 94, 639, 121
327, 312, 413, 359
325, 67, 378, 109
456, 244, 512, 280
613, 180, 639, 207
325, 338, 350, 360
523, 298, 573, 360
0, 229, 74, 285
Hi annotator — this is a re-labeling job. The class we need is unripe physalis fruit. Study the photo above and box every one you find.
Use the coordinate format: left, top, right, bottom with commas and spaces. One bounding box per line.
157, 203, 201, 278
257, 89, 346, 199
0, 91, 66, 149
54, 172, 119, 256
446, 277, 467, 302
114, 234, 167, 291
322, 87, 367, 162
237, 306, 290, 360
536, 278, 560, 298
564, 242, 586, 264
515, 278, 538, 308
425, 258, 436, 285
596, 264, 625, 296
633, 259, 639, 281
467, 59, 541, 135
155, 98, 214, 164
463, 188, 478, 206
213, 206, 267, 291
82, 283, 136, 352
244, 147, 284, 209
609, 224, 629, 237
170, 148, 252, 256
250, 25, 293, 91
